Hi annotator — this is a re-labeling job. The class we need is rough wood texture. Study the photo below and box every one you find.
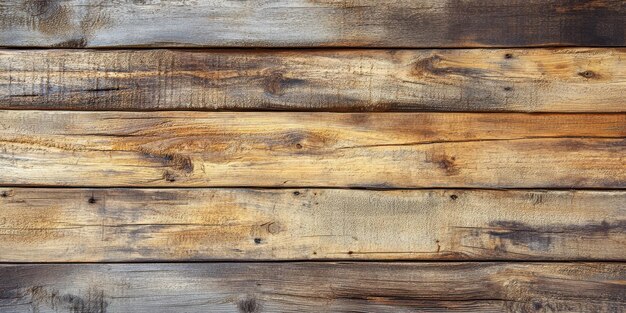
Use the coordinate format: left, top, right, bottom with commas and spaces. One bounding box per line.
2, 49, 626, 112
0, 111, 624, 188
0, 0, 624, 48
1, 263, 624, 312
0, 188, 624, 262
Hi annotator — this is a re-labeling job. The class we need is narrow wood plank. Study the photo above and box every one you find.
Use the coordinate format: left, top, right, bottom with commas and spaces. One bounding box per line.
0, 188, 623, 262
1, 263, 624, 312
2, 49, 626, 112
0, 0, 624, 47
0, 111, 623, 188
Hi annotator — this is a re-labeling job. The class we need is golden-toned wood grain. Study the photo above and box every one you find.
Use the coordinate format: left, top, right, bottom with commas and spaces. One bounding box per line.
0, 0, 624, 47
2, 49, 625, 112
2, 263, 624, 312
0, 111, 623, 188
0, 188, 623, 262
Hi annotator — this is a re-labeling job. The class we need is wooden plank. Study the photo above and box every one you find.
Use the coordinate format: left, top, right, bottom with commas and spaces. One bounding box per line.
0, 111, 624, 188
2, 49, 626, 112
0, 188, 624, 262
1, 263, 624, 312
0, 1, 624, 48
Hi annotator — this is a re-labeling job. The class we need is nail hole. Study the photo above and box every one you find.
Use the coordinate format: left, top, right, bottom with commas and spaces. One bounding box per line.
450, 194, 458, 200
504, 53, 513, 59
293, 191, 300, 196
348, 251, 354, 255
295, 143, 303, 149
503, 86, 512, 91
254, 238, 262, 244
88, 196, 97, 204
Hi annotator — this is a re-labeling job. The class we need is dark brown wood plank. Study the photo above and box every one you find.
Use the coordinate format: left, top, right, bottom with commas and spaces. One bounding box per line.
2, 48, 626, 112
0, 188, 623, 262
1, 263, 624, 312
0, 0, 624, 48
0, 111, 624, 188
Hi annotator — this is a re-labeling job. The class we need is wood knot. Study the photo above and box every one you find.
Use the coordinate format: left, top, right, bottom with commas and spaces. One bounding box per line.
578, 70, 596, 79
267, 222, 282, 234
264, 72, 305, 96
238, 296, 261, 313
265, 72, 283, 95
436, 156, 460, 176
411, 55, 441, 77
165, 154, 194, 173
163, 171, 177, 182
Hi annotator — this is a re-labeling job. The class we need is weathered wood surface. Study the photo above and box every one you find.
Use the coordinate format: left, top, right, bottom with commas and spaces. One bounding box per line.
0, 188, 624, 262
0, 111, 624, 188
1, 263, 624, 312
2, 49, 626, 112
1, 0, 625, 48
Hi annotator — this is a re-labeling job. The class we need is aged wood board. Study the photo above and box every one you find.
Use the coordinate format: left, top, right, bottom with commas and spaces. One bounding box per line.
0, 111, 623, 188
0, 188, 623, 262
0, 0, 624, 48
1, 48, 625, 112
1, 263, 624, 312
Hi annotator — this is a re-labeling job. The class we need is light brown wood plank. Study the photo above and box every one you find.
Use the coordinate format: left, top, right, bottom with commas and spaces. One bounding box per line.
1, 263, 624, 312
2, 49, 626, 112
0, 188, 624, 262
0, 111, 624, 188
0, 0, 624, 47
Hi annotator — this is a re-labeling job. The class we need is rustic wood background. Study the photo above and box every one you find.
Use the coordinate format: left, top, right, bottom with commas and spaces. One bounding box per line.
0, 1, 624, 312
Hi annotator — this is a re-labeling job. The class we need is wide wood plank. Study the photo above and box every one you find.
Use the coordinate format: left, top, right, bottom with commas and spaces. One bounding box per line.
0, 111, 624, 188
2, 49, 626, 112
1, 0, 624, 48
1, 263, 624, 312
0, 188, 624, 262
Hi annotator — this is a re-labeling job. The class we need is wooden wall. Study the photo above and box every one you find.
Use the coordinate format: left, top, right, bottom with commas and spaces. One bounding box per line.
0, 1, 624, 312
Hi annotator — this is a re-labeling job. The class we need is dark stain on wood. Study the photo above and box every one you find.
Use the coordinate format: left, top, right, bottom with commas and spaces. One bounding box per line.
485, 220, 626, 251
441, 0, 625, 46
238, 296, 261, 313
51, 38, 88, 48
28, 286, 108, 313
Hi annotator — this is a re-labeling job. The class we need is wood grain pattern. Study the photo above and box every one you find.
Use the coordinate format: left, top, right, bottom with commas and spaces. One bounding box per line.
2, 48, 626, 112
0, 111, 623, 188
1, 263, 624, 312
0, 0, 624, 48
0, 188, 624, 262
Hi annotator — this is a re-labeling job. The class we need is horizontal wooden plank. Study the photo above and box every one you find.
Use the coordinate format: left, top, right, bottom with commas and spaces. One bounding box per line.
0, 1, 624, 48
2, 49, 626, 112
0, 188, 623, 262
0, 111, 624, 188
1, 263, 624, 312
